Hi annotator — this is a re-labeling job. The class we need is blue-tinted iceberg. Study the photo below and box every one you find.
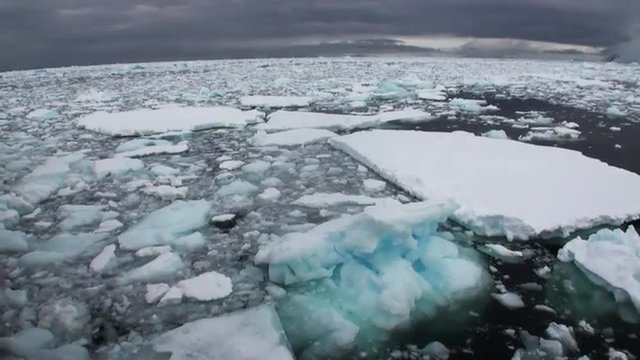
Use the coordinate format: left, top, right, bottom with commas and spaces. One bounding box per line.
256, 201, 490, 358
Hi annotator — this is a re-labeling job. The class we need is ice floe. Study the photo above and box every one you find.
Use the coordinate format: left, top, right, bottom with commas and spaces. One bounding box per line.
152, 305, 294, 360
77, 106, 264, 136
118, 200, 212, 250
257, 108, 431, 131
330, 130, 640, 240
250, 129, 336, 147
292, 192, 398, 208
558, 226, 640, 320
240, 95, 314, 108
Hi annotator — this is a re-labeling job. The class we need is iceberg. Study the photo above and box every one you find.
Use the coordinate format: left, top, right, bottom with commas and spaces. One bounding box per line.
256, 201, 490, 354
330, 130, 640, 240
77, 106, 265, 136
257, 108, 431, 132
152, 304, 294, 360
558, 226, 640, 320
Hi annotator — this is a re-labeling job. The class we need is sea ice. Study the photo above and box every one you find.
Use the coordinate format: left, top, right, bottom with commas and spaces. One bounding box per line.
118, 200, 212, 250
89, 244, 116, 272
152, 304, 294, 360
14, 153, 85, 204
251, 129, 336, 147
492, 292, 526, 310
77, 106, 264, 136
242, 160, 271, 173
482, 129, 509, 139
330, 130, 640, 240
258, 188, 281, 201
217, 180, 259, 197
480, 244, 523, 263
219, 160, 245, 170
0, 229, 29, 253
93, 157, 144, 178
292, 192, 399, 208
240, 95, 314, 108
19, 233, 107, 268
142, 185, 188, 200
117, 142, 188, 158
26, 109, 59, 120
558, 226, 640, 319
258, 108, 431, 132
448, 98, 497, 113
519, 127, 581, 142
362, 179, 386, 193
145, 283, 170, 304
256, 201, 489, 333
118, 252, 185, 285
177, 271, 233, 301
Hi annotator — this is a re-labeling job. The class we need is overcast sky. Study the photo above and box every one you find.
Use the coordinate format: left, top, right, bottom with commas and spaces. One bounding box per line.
1, 0, 639, 70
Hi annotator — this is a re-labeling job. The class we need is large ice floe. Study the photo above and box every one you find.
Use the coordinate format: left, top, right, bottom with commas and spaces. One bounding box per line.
151, 305, 294, 360
77, 106, 264, 136
256, 201, 490, 357
240, 95, 314, 108
558, 226, 640, 322
330, 130, 640, 240
257, 108, 431, 131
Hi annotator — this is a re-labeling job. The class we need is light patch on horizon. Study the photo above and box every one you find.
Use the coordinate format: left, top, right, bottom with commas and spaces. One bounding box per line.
396, 35, 604, 54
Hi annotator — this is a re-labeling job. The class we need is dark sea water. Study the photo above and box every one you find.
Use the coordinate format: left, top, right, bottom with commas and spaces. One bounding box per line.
371, 96, 640, 360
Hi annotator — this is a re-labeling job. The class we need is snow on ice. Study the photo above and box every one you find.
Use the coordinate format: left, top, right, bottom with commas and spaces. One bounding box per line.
152, 305, 294, 360
330, 130, 640, 240
77, 106, 265, 136
257, 108, 431, 132
250, 129, 336, 147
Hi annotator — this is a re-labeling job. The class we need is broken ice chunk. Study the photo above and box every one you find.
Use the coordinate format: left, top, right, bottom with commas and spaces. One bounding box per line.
145, 283, 170, 304
177, 271, 233, 301
89, 244, 116, 272
362, 179, 385, 193
118, 200, 212, 250
93, 157, 144, 179
19, 233, 107, 268
492, 292, 525, 310
250, 128, 336, 147
0, 229, 29, 253
152, 304, 294, 360
118, 252, 185, 285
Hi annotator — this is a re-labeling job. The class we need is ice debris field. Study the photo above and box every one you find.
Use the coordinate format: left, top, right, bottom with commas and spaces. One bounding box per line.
1, 57, 640, 360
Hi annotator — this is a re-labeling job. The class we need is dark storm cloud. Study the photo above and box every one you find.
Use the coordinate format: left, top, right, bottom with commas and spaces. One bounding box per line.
0, 0, 638, 70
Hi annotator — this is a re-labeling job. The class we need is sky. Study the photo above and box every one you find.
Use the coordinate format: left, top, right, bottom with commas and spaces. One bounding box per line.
1, 0, 639, 70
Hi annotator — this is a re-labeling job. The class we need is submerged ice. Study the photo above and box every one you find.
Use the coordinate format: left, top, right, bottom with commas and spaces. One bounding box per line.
256, 201, 490, 356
